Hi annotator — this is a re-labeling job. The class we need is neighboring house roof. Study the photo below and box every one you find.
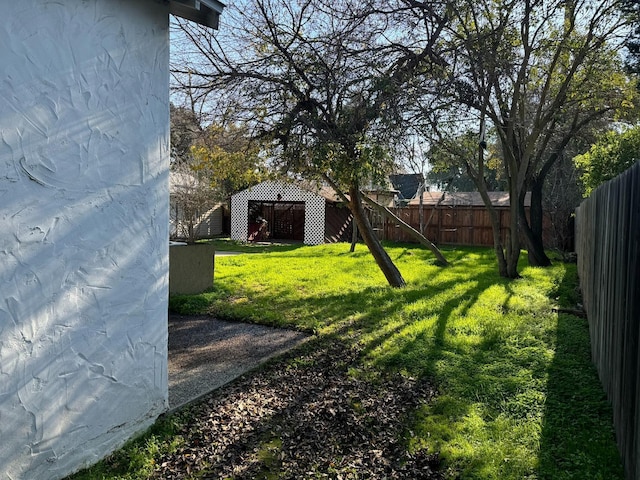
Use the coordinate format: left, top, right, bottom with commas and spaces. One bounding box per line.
389, 173, 425, 200
169, 0, 225, 29
408, 191, 531, 207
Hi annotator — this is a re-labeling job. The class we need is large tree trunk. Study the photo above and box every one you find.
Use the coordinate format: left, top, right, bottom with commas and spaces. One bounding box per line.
466, 133, 509, 277
360, 194, 449, 266
464, 173, 509, 275
418, 181, 425, 235
475, 188, 508, 277
506, 201, 521, 278
349, 186, 406, 288
505, 160, 522, 278
519, 182, 552, 266
467, 112, 512, 278
468, 182, 511, 277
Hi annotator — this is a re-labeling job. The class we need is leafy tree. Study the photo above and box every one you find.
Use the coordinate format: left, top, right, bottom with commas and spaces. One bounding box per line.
172, 0, 452, 287
171, 102, 271, 200
191, 123, 272, 200
170, 105, 270, 240
574, 125, 640, 196
423, 0, 637, 276
622, 0, 640, 76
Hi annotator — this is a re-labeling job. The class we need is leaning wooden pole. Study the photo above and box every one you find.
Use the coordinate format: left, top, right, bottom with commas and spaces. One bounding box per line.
360, 194, 449, 266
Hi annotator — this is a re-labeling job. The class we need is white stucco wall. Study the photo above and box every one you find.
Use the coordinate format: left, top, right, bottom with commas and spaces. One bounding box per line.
0, 2, 170, 479
231, 181, 326, 245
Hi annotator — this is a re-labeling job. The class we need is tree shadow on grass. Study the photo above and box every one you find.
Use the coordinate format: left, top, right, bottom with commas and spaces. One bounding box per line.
537, 267, 623, 479
166, 246, 626, 478
341, 267, 530, 478
324, 256, 623, 479
68, 338, 444, 480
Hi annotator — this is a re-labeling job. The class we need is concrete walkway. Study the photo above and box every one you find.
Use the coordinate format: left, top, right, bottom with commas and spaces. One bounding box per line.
168, 314, 310, 410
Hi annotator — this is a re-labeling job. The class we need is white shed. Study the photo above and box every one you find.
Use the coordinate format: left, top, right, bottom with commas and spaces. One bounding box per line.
231, 181, 326, 245
231, 181, 354, 245
0, 1, 222, 479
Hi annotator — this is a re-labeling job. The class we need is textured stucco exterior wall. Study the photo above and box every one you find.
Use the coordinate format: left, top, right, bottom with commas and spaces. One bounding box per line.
0, 2, 170, 479
230, 181, 326, 245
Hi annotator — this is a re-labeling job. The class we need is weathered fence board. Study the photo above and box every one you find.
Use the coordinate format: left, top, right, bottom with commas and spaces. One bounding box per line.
576, 161, 640, 480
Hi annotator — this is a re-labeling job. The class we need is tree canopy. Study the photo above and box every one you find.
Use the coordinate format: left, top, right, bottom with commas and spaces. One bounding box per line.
574, 125, 640, 196
421, 0, 638, 276
170, 104, 202, 164
623, 0, 640, 76
170, 104, 270, 200
191, 123, 272, 200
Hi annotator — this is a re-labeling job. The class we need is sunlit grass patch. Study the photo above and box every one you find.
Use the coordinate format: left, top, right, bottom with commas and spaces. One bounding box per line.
68, 415, 187, 480
160, 243, 622, 479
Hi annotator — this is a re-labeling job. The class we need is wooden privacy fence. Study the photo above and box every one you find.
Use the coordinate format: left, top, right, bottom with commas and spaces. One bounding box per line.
575, 161, 640, 480
378, 205, 512, 246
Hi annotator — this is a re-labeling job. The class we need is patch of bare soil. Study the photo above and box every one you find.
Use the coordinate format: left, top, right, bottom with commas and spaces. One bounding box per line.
155, 341, 443, 479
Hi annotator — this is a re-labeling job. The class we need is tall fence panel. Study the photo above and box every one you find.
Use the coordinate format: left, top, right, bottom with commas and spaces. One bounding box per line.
381, 205, 511, 246
575, 161, 640, 480
377, 204, 558, 248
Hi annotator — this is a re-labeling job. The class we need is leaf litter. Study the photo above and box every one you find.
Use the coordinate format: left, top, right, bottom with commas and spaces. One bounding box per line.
148, 340, 441, 479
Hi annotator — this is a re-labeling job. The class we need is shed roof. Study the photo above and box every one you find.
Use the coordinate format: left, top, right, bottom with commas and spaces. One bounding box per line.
169, 0, 225, 29
408, 191, 531, 207
234, 180, 350, 204
286, 181, 346, 203
316, 185, 347, 203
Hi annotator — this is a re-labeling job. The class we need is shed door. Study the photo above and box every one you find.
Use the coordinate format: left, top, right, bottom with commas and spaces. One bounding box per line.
273, 202, 305, 241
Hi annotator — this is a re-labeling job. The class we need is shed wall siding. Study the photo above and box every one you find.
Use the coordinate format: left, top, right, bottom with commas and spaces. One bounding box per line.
0, 2, 170, 479
231, 182, 325, 245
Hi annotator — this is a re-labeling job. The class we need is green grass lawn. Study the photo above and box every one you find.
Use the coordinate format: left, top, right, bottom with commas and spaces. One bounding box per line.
77, 241, 623, 479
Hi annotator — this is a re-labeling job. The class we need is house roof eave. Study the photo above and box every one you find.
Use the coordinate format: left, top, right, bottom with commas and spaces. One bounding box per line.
169, 0, 225, 29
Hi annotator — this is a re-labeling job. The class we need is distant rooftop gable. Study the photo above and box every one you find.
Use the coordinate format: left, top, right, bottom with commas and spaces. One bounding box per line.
409, 191, 531, 207
169, 0, 225, 29
389, 173, 424, 200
